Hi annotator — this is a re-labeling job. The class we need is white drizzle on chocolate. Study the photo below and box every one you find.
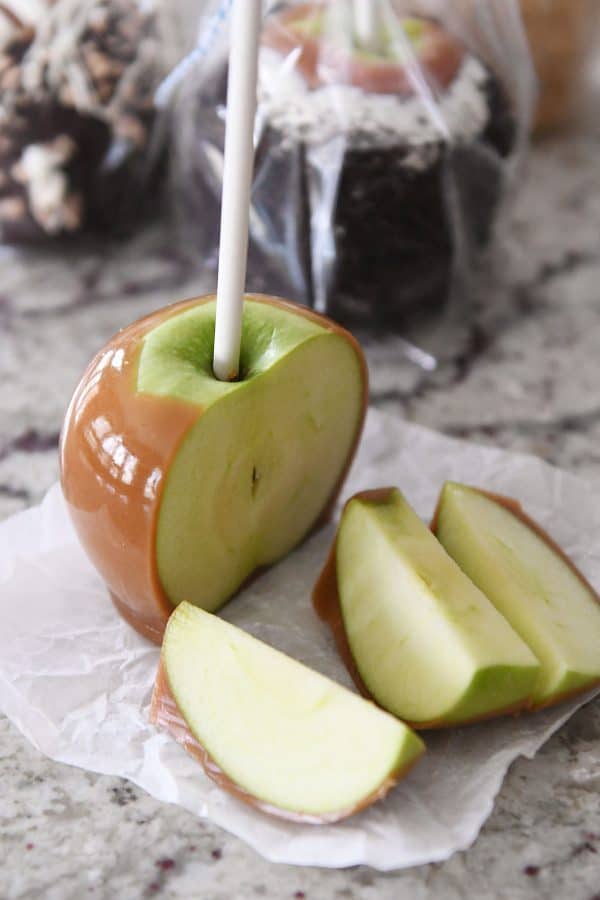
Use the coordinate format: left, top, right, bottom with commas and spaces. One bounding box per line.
14, 136, 82, 233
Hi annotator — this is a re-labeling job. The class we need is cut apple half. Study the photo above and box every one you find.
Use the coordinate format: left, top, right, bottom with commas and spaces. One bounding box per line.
140, 299, 365, 614
60, 295, 367, 642
434, 483, 600, 708
314, 488, 540, 728
150, 602, 425, 823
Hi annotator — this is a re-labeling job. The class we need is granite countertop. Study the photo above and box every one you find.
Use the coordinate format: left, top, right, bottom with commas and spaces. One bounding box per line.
2, 133, 600, 900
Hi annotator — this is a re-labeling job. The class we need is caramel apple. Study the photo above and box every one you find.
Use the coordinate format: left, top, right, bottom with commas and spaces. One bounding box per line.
60, 295, 367, 643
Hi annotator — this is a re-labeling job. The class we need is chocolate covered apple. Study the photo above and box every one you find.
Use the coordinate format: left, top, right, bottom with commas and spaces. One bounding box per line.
434, 483, 600, 709
185, 2, 515, 323
0, 0, 163, 242
260, 3, 515, 323
150, 602, 424, 823
314, 488, 540, 728
60, 295, 367, 643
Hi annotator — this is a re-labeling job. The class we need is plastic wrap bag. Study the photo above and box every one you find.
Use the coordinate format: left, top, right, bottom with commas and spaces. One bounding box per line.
165, 0, 534, 348
0, 0, 179, 242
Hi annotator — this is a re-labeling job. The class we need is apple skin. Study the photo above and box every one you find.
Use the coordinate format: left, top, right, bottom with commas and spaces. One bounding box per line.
60, 294, 368, 644
262, 2, 464, 95
313, 488, 537, 730
150, 658, 422, 825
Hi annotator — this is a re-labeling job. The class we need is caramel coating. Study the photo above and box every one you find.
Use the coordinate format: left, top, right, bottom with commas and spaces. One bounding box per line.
262, 2, 464, 95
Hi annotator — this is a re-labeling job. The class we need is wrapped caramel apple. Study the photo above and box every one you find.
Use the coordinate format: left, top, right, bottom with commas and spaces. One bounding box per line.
171, 0, 532, 331
60, 295, 367, 643
0, 0, 165, 242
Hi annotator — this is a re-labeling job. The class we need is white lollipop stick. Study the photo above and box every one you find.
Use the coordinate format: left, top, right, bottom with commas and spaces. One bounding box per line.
213, 0, 262, 382
353, 0, 382, 53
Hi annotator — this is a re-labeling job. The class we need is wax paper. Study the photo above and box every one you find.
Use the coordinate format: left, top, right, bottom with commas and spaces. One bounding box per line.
1, 409, 599, 871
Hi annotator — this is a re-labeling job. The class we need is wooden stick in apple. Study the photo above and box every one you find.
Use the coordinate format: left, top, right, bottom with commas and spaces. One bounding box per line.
353, 0, 382, 53
213, 0, 262, 382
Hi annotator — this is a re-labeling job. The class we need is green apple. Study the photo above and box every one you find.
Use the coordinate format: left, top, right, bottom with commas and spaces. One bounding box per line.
327, 488, 540, 727
60, 295, 367, 642
152, 602, 425, 822
434, 482, 600, 707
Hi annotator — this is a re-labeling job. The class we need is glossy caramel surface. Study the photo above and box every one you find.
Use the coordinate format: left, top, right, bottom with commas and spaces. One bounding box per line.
60, 299, 201, 642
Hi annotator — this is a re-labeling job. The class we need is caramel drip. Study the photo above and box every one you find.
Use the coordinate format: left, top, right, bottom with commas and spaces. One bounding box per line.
61, 294, 368, 643
262, 3, 464, 96
150, 658, 421, 824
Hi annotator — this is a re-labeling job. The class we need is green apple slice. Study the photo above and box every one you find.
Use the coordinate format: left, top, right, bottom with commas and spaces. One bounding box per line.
138, 298, 365, 613
157, 602, 424, 822
335, 489, 540, 726
435, 483, 600, 707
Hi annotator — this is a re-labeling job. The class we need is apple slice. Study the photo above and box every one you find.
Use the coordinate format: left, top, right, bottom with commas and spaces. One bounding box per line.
434, 483, 600, 708
61, 295, 367, 642
150, 602, 424, 823
314, 489, 540, 728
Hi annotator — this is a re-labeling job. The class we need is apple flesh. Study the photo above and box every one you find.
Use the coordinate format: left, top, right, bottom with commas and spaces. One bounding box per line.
434, 483, 600, 708
315, 489, 540, 727
60, 295, 367, 642
151, 602, 425, 823
142, 299, 365, 612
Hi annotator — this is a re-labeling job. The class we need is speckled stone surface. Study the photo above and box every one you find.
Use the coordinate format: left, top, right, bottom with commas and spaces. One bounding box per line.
3, 133, 600, 899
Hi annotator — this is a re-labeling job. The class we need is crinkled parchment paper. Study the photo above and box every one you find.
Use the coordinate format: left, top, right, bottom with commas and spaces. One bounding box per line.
1, 410, 599, 870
